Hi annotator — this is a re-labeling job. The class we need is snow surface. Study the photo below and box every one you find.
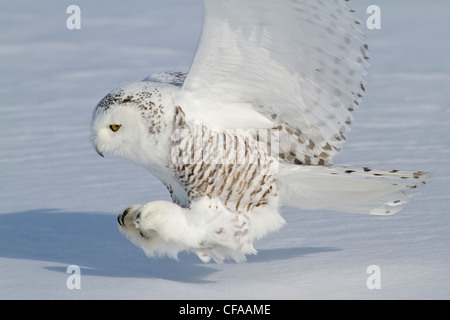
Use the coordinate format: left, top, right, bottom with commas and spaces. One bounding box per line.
0, 0, 449, 300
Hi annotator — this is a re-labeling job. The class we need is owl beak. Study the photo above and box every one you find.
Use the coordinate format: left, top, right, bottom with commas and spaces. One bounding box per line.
96, 146, 104, 157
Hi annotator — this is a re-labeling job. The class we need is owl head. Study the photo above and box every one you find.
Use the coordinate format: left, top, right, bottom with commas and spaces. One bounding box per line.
91, 81, 176, 170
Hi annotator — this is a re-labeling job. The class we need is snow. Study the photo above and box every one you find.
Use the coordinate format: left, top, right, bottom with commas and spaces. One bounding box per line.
1, 0, 449, 300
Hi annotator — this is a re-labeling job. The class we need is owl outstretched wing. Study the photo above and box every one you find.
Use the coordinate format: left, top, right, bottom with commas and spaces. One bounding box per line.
143, 72, 187, 87
180, 0, 369, 165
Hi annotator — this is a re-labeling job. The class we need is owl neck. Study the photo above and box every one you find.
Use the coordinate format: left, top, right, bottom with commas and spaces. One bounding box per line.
135, 103, 191, 206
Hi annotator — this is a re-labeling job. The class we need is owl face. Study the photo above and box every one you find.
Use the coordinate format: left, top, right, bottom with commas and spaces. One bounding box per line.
91, 82, 176, 171
91, 102, 146, 161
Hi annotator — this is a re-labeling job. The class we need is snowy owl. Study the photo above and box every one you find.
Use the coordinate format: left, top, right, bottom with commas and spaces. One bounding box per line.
91, 0, 429, 263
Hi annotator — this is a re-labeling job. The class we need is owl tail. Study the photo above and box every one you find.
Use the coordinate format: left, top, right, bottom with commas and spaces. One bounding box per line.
277, 164, 430, 215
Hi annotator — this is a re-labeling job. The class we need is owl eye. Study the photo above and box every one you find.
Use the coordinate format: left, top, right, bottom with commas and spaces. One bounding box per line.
110, 124, 122, 132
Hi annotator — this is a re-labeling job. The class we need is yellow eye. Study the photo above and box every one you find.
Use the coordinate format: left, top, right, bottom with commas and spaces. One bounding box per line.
110, 124, 121, 132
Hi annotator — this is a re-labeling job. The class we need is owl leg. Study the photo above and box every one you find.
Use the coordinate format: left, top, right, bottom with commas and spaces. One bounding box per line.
117, 199, 256, 262
135, 201, 208, 247
117, 201, 208, 260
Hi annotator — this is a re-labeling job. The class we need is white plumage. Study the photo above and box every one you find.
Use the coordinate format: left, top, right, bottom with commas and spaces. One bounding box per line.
91, 0, 429, 263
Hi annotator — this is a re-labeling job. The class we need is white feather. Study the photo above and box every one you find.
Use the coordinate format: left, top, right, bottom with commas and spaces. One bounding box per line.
278, 165, 430, 215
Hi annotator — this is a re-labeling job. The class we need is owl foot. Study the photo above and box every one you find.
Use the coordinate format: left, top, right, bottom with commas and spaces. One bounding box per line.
117, 204, 156, 240
117, 201, 210, 259
117, 205, 139, 228
117, 201, 200, 244
116, 200, 257, 263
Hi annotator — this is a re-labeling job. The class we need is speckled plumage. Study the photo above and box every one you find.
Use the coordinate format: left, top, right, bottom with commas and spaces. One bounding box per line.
91, 0, 430, 263
170, 106, 278, 213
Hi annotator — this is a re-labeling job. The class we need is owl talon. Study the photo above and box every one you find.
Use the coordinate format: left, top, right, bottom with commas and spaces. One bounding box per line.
117, 205, 141, 228
117, 207, 131, 227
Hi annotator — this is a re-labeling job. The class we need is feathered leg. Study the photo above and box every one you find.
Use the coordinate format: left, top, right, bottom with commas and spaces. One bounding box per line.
117, 199, 257, 262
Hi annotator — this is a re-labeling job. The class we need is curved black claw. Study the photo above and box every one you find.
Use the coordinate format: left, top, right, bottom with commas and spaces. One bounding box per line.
118, 207, 132, 227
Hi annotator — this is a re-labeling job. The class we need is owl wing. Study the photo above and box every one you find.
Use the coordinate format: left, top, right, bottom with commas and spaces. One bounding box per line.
180, 0, 369, 165
143, 72, 187, 87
